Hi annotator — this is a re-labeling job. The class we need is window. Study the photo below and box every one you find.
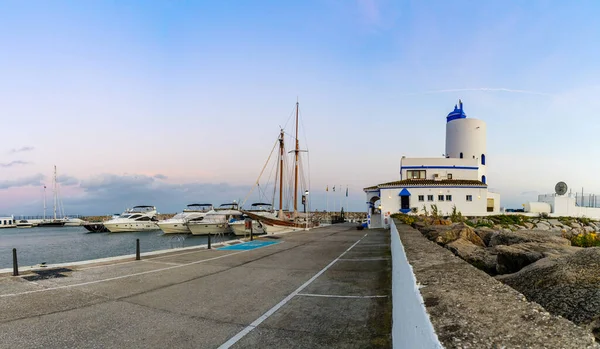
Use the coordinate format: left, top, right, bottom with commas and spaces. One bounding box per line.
438, 195, 444, 201
447, 173, 453, 179
418, 195, 424, 202
427, 195, 434, 201
481, 154, 486, 165
466, 195, 473, 202
135, 216, 151, 221
407, 170, 426, 179
481, 175, 486, 184
460, 152, 463, 159
446, 195, 452, 201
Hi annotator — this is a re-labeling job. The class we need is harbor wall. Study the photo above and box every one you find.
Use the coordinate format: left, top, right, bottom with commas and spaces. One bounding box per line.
390, 220, 442, 348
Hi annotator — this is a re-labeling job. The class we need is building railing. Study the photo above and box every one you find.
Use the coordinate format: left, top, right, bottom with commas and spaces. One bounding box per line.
538, 193, 600, 208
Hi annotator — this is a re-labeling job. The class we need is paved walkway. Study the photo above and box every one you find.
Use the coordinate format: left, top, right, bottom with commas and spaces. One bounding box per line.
0, 224, 391, 348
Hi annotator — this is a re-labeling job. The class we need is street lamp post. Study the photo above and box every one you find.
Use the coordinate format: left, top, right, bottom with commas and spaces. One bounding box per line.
303, 190, 309, 230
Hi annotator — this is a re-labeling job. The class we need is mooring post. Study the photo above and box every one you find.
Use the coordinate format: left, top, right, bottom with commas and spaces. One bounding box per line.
250, 221, 254, 241
12, 248, 18, 276
208, 232, 211, 249
136, 239, 140, 260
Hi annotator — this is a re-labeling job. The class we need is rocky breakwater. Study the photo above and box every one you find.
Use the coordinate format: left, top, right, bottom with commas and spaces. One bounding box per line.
406, 214, 600, 341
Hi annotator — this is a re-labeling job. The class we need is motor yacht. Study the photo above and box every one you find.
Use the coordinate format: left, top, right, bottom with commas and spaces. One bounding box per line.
187, 203, 243, 236
103, 206, 160, 233
0, 216, 16, 229
157, 203, 214, 234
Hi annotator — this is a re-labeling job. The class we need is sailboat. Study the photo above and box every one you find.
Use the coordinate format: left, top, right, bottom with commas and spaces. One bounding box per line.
241, 101, 316, 232
38, 166, 66, 227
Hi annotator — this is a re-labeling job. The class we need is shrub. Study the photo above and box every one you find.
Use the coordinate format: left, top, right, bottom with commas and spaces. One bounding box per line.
570, 232, 600, 247
390, 213, 415, 226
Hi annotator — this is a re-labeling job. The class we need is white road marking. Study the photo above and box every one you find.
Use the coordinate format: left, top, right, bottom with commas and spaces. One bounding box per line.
296, 293, 388, 299
141, 260, 183, 266
218, 233, 369, 349
0, 250, 249, 298
338, 257, 390, 261
351, 243, 389, 247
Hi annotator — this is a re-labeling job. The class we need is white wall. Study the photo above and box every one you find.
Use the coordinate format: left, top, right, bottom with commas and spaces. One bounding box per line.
538, 195, 600, 219
445, 118, 487, 161
380, 187, 489, 216
487, 191, 501, 213
400, 157, 480, 181
391, 221, 443, 349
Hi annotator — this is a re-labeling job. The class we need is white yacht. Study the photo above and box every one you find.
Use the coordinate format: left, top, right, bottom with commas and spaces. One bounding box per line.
104, 206, 160, 233
187, 203, 243, 236
0, 216, 16, 229
230, 203, 274, 236
64, 218, 85, 226
157, 203, 214, 234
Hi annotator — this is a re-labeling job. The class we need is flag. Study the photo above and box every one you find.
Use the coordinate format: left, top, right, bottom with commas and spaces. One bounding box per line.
346, 187, 348, 197
326, 185, 328, 192
333, 186, 335, 192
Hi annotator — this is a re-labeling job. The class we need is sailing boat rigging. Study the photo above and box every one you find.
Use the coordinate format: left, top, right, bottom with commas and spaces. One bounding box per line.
38, 166, 66, 227
242, 101, 315, 231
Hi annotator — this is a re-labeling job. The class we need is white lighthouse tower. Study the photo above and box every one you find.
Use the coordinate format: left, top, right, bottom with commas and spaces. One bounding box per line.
445, 100, 488, 184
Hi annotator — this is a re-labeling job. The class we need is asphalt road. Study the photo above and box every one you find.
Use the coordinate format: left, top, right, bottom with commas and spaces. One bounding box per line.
0, 224, 391, 348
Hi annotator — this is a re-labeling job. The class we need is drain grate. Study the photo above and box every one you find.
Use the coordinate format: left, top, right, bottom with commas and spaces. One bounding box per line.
22, 268, 73, 281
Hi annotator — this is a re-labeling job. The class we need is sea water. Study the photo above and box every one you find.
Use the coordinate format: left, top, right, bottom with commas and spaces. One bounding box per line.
0, 226, 233, 269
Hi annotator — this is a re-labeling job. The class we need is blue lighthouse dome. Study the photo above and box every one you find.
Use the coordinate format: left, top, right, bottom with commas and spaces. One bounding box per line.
446, 99, 467, 122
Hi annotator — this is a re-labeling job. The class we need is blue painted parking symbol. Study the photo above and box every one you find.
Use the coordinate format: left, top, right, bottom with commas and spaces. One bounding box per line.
217, 240, 279, 251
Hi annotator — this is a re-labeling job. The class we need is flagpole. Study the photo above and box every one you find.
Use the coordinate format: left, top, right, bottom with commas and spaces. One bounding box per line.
326, 186, 329, 215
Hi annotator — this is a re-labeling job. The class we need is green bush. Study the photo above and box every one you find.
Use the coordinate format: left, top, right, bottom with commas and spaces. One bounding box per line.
571, 232, 600, 247
390, 213, 415, 226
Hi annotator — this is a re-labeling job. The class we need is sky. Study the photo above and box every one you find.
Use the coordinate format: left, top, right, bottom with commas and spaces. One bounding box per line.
1, 0, 600, 215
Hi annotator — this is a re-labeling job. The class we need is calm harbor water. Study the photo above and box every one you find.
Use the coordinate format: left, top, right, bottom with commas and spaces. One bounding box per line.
0, 226, 234, 269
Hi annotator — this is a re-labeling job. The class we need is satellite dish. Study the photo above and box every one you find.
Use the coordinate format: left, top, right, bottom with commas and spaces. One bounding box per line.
555, 181, 568, 196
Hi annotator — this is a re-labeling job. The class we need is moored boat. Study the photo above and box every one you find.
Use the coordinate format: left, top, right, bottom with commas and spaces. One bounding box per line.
187, 203, 243, 236
158, 204, 213, 234
0, 216, 16, 229
104, 206, 160, 233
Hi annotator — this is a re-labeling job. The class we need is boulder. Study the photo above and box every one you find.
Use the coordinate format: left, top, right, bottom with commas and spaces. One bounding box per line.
474, 227, 497, 247
421, 223, 484, 247
489, 229, 571, 247
494, 242, 580, 274
445, 238, 497, 275
534, 221, 551, 231
497, 248, 600, 337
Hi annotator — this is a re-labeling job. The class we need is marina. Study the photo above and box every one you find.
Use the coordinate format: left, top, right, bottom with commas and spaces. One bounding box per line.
0, 226, 233, 269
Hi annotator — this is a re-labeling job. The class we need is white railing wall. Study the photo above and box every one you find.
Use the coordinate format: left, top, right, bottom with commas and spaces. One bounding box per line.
391, 220, 443, 349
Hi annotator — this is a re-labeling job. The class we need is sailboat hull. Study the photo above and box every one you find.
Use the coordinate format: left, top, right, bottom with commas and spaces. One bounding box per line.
242, 211, 316, 231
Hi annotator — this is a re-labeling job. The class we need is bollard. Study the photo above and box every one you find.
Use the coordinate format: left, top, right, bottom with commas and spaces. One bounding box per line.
12, 248, 18, 276
250, 222, 254, 241
136, 239, 140, 260
207, 232, 211, 249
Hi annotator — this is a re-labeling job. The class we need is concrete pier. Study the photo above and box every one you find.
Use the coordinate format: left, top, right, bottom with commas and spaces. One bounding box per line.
0, 224, 391, 348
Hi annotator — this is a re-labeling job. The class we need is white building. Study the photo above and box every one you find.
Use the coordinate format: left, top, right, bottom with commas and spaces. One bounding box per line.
364, 100, 501, 228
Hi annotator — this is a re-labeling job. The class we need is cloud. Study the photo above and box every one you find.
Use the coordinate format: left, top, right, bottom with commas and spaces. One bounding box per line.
0, 173, 44, 190
0, 160, 30, 168
408, 88, 554, 97
520, 190, 539, 196
57, 174, 79, 186
63, 173, 252, 214
154, 174, 168, 180
9, 146, 34, 154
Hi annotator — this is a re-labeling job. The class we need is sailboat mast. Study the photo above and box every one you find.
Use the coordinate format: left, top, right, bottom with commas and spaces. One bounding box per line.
53, 165, 57, 220
278, 129, 285, 219
43, 185, 47, 220
293, 101, 299, 218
